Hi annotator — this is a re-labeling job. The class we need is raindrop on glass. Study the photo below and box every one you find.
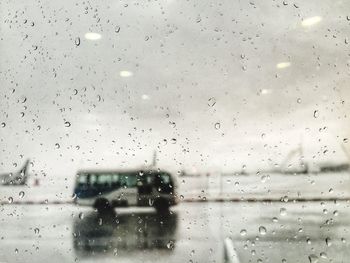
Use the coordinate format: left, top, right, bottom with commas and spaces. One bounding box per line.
240, 229, 247, 236
258, 226, 267, 235
78, 212, 84, 220
313, 110, 319, 118
208, 97, 216, 107
280, 208, 287, 216
167, 240, 175, 249
75, 37, 81, 46
214, 122, 221, 130
308, 254, 319, 263
320, 252, 327, 259
19, 191, 25, 198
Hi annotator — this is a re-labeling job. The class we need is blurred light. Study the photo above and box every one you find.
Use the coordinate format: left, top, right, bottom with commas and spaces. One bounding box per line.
119, 71, 133, 77
261, 89, 272, 95
141, 94, 150, 100
84, 32, 102, 40
301, 16, 322, 27
276, 62, 291, 69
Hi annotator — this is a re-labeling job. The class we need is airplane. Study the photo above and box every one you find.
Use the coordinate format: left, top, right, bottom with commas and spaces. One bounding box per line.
0, 159, 30, 186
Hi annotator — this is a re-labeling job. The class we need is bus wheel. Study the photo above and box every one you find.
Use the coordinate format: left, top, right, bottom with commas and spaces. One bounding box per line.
93, 198, 114, 215
154, 198, 170, 214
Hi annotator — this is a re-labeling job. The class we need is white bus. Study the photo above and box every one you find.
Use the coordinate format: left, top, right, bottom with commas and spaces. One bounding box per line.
73, 169, 178, 213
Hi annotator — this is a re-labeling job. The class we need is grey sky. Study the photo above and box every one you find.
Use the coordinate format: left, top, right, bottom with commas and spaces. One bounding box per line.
1, 0, 350, 176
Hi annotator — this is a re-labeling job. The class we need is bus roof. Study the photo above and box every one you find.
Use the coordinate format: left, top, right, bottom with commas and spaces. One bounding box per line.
76, 169, 171, 176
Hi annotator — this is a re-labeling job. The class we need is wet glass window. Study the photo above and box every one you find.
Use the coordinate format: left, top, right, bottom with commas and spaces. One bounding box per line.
1, 0, 350, 262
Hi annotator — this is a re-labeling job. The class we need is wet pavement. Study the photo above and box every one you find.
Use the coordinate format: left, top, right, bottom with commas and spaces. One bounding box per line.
0, 201, 349, 263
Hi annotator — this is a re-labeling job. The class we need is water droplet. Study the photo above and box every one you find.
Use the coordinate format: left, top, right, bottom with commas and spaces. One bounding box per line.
14, 248, 18, 254
343, 138, 348, 143
214, 122, 221, 130
240, 229, 247, 236
261, 175, 268, 183
167, 240, 175, 249
280, 207, 287, 216
19, 191, 25, 198
180, 195, 184, 200
282, 259, 287, 263
313, 110, 319, 118
347, 16, 350, 21
75, 37, 80, 46
306, 238, 311, 244
115, 26, 121, 33
272, 217, 278, 222
171, 138, 177, 144
325, 237, 332, 247
55, 143, 60, 149
64, 121, 71, 127
258, 226, 267, 235
34, 228, 40, 234
297, 98, 302, 103
8, 197, 13, 204
308, 254, 319, 263
98, 218, 103, 225
78, 212, 84, 220
144, 36, 149, 41
71, 193, 77, 200
207, 97, 216, 107
320, 252, 327, 259
113, 248, 118, 256
148, 199, 154, 206
1, 122, 6, 128
73, 89, 78, 95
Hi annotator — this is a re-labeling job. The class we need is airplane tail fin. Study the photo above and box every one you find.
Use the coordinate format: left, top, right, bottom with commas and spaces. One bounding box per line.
19, 159, 30, 176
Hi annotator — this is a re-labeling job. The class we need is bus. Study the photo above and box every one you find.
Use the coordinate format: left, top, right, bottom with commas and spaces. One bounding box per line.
73, 169, 178, 213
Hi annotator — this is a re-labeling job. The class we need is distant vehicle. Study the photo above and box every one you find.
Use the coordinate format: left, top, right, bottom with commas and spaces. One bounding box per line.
73, 169, 178, 213
0, 159, 30, 186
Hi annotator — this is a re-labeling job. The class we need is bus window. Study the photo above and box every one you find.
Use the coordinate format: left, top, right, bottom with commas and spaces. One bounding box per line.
77, 174, 87, 186
160, 174, 171, 184
97, 174, 112, 188
111, 174, 121, 188
118, 173, 137, 188
90, 174, 97, 187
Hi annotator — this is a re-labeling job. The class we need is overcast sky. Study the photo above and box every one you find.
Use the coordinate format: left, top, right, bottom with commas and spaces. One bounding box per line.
1, 0, 350, 177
